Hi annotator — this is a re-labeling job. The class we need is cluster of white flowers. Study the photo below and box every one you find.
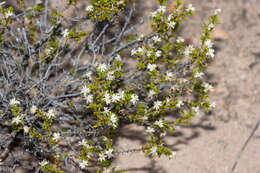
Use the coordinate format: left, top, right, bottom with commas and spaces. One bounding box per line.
85, 5, 94, 12
186, 4, 195, 12
105, 148, 114, 159
208, 23, 214, 30
103, 91, 111, 105
147, 63, 157, 72
62, 29, 69, 38
151, 5, 166, 17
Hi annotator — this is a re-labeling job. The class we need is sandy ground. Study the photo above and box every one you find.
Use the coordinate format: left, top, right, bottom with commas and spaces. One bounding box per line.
112, 0, 260, 173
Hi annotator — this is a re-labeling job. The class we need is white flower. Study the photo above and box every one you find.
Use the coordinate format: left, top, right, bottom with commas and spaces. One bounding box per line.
206, 48, 215, 58
105, 149, 114, 159
165, 71, 174, 81
148, 90, 156, 99
79, 139, 88, 146
155, 50, 162, 57
10, 98, 20, 106
5, 10, 13, 18
98, 153, 106, 162
203, 83, 213, 92
137, 47, 145, 54
204, 39, 212, 48
168, 14, 173, 21
208, 23, 214, 30
110, 113, 117, 124
46, 109, 55, 119
151, 11, 158, 18
103, 92, 111, 105
118, 90, 125, 100
146, 127, 155, 133
184, 45, 194, 57
192, 106, 200, 115
147, 63, 157, 71
97, 63, 108, 72
111, 93, 120, 103
166, 97, 171, 105
103, 107, 110, 115
0, 2, 6, 6
85, 5, 94, 12
146, 50, 152, 57
153, 101, 162, 110
186, 4, 195, 12
150, 146, 157, 156
168, 21, 176, 29
52, 132, 61, 141
107, 71, 115, 81
194, 71, 204, 78
30, 105, 37, 114
214, 8, 222, 15
23, 126, 30, 134
39, 160, 48, 167
130, 94, 139, 105
157, 6, 166, 13
85, 71, 92, 80
169, 151, 176, 159
176, 100, 183, 108
79, 160, 88, 169
152, 35, 161, 43
12, 116, 22, 124
62, 29, 69, 38
85, 94, 93, 104
131, 48, 137, 56
160, 131, 167, 137
81, 85, 90, 96
115, 54, 121, 61
176, 36, 184, 43
209, 102, 216, 108
154, 119, 163, 128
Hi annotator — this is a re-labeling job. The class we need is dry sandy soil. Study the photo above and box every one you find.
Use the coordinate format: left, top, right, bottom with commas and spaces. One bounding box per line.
112, 0, 260, 173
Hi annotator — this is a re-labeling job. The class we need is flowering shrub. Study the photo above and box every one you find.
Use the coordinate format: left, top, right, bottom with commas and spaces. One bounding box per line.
0, 0, 220, 172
